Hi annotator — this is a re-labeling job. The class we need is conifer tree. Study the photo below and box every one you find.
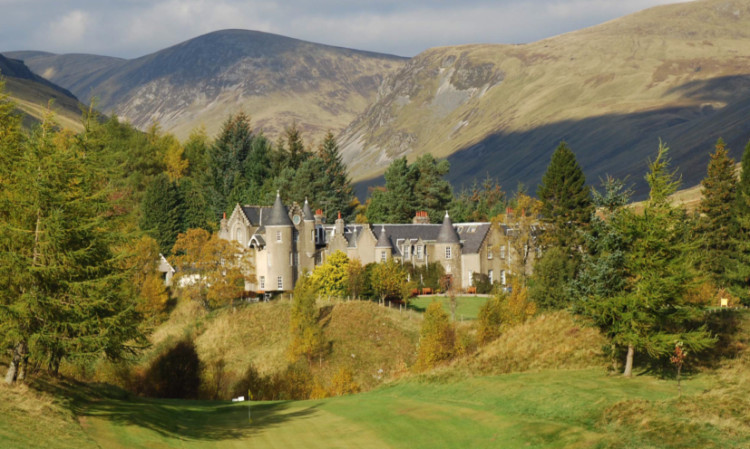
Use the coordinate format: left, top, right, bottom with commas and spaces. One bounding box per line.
537, 141, 593, 249
696, 138, 737, 285
413, 154, 453, 223
206, 113, 254, 216
1, 113, 142, 382
140, 173, 184, 254
366, 157, 418, 223
318, 131, 355, 222
727, 140, 750, 304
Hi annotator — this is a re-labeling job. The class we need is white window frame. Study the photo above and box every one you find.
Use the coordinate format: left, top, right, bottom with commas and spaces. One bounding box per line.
416, 245, 423, 260
260, 276, 265, 289
276, 230, 282, 242
500, 245, 506, 259
488, 249, 493, 260
488, 270, 494, 284
445, 246, 452, 259
277, 276, 283, 290
380, 251, 387, 262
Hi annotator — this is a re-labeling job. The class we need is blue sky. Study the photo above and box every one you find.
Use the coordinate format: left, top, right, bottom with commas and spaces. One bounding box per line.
0, 0, 691, 58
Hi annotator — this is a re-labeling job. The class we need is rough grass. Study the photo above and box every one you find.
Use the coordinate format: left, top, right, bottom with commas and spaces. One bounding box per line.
467, 311, 607, 374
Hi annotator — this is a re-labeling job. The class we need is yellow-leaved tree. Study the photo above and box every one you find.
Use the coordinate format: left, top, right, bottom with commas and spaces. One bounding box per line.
171, 228, 253, 309
310, 251, 349, 299
415, 302, 456, 371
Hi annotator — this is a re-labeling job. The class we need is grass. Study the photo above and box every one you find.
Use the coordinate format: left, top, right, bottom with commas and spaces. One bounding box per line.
409, 295, 489, 320
4, 366, 744, 449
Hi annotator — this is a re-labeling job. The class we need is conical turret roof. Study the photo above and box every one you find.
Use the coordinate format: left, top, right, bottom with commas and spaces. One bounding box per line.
436, 211, 460, 244
375, 226, 391, 248
267, 191, 293, 226
302, 198, 314, 221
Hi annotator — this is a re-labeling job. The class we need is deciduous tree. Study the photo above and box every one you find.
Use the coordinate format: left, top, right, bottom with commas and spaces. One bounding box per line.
415, 302, 456, 371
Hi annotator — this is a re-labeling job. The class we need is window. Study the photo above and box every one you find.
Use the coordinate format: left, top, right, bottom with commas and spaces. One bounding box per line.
404, 245, 410, 259
445, 246, 452, 259
290, 252, 294, 266
380, 251, 387, 262
500, 270, 506, 285
311, 229, 315, 243
500, 245, 506, 259
260, 276, 265, 289
277, 276, 283, 290
294, 231, 299, 243
276, 230, 282, 242
488, 249, 493, 260
488, 270, 494, 284
416, 245, 423, 260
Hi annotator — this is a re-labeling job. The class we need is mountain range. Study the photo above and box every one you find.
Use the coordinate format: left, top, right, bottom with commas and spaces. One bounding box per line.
4, 0, 750, 198
6, 30, 406, 143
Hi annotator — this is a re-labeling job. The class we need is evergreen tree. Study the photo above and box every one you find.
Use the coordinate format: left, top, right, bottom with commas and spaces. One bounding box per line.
1, 114, 142, 382
537, 141, 593, 249
578, 144, 714, 376
140, 173, 184, 254
528, 246, 576, 309
206, 113, 254, 216
182, 127, 210, 178
284, 122, 310, 171
696, 138, 737, 286
317, 131, 356, 222
366, 157, 418, 223
413, 154, 453, 223
178, 177, 215, 233
727, 140, 750, 304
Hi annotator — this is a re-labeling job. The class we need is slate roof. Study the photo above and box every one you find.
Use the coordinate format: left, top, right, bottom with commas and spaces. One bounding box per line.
240, 206, 271, 227
454, 223, 492, 254
267, 192, 293, 226
302, 198, 314, 221
436, 212, 460, 244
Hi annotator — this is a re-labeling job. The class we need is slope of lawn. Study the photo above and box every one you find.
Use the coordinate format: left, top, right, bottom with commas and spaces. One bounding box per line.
8, 367, 742, 449
409, 295, 489, 320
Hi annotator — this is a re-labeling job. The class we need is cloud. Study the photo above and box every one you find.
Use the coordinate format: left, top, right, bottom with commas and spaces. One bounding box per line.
0, 0, 693, 58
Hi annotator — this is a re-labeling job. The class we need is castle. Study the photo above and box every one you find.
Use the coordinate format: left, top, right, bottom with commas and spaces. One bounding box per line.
218, 192, 537, 293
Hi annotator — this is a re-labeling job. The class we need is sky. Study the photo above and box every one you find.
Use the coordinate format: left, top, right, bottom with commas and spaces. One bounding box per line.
0, 0, 692, 59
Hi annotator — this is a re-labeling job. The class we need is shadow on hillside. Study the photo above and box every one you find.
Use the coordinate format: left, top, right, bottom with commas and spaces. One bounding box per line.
34, 378, 321, 441
354, 75, 750, 201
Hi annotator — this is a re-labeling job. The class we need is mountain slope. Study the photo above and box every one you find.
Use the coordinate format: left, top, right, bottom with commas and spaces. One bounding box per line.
341, 0, 750, 197
0, 54, 84, 131
8, 30, 407, 141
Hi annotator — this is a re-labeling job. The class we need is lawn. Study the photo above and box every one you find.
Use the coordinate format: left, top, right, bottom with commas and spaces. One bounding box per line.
5, 368, 738, 449
408, 295, 489, 320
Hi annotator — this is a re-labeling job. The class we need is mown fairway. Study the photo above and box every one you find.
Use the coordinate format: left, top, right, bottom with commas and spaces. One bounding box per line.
9, 368, 733, 449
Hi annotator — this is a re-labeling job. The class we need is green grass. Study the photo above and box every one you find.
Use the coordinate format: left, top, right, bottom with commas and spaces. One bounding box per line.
409, 295, 489, 320
6, 367, 744, 449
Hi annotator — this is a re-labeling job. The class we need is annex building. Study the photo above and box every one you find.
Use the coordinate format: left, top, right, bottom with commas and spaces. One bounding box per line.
219, 192, 536, 293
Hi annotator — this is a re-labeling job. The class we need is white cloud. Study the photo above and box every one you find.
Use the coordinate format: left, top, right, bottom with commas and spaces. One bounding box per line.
45, 10, 91, 48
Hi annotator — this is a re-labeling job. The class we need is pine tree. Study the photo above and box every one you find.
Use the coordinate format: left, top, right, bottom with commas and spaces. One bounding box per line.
140, 173, 184, 254
318, 131, 355, 222
1, 113, 142, 382
578, 144, 714, 377
366, 157, 418, 223
537, 141, 593, 249
206, 113, 254, 216
413, 154, 453, 223
728, 140, 750, 304
696, 138, 737, 286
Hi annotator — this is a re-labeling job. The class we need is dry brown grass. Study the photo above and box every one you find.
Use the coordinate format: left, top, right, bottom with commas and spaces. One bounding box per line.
467, 311, 607, 375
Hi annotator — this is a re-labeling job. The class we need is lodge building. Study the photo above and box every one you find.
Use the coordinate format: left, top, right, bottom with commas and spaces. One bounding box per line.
218, 192, 537, 293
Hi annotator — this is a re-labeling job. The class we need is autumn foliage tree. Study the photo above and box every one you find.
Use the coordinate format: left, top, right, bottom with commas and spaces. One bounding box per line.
288, 275, 325, 365
310, 251, 349, 299
171, 228, 253, 309
415, 302, 456, 371
370, 258, 409, 304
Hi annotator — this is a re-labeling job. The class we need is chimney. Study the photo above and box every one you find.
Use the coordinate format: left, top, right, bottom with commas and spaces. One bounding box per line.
315, 208, 325, 225
335, 210, 345, 235
413, 210, 430, 224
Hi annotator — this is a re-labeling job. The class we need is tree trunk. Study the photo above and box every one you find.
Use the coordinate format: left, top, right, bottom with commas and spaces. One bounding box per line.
4, 343, 22, 384
16, 341, 28, 382
623, 344, 634, 377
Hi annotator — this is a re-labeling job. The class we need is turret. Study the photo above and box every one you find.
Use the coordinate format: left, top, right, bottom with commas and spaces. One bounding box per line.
436, 211, 461, 288
265, 191, 294, 291
375, 226, 391, 262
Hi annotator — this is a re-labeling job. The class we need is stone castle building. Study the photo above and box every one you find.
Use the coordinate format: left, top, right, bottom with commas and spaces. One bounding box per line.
219, 192, 537, 293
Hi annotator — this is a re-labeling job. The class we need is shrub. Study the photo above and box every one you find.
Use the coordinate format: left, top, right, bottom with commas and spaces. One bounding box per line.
415, 302, 456, 371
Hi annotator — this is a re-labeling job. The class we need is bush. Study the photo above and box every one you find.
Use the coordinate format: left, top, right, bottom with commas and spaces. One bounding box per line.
471, 273, 493, 294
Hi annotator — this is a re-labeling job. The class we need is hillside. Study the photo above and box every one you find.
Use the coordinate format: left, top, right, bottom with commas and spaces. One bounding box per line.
0, 54, 85, 131
340, 0, 750, 198
6, 30, 407, 142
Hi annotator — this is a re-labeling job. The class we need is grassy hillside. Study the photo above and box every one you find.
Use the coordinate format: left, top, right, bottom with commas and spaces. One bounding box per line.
340, 0, 750, 198
3, 307, 747, 448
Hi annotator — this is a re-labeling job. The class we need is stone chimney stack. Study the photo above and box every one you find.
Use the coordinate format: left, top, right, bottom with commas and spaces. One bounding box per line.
412, 210, 430, 224
315, 209, 325, 225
